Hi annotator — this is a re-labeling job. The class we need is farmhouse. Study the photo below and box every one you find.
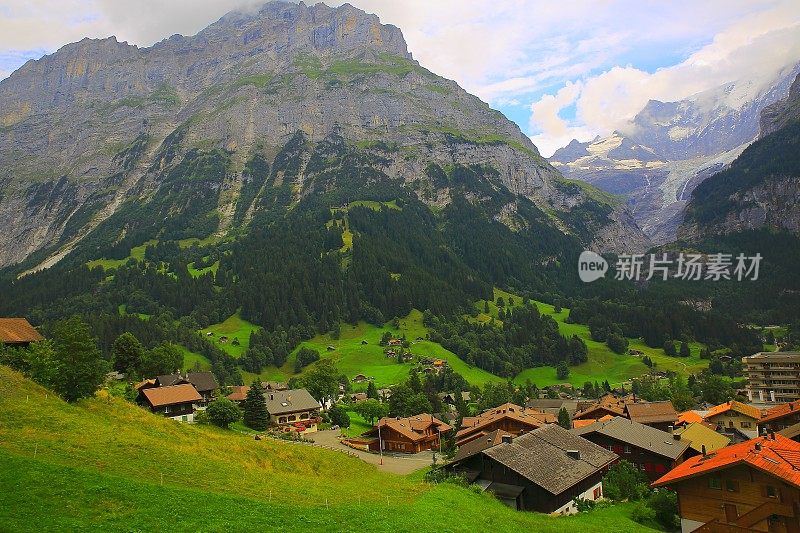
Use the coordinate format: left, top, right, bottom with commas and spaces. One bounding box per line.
362, 414, 451, 453
0, 318, 43, 347
447, 424, 617, 515
156, 371, 219, 406
352, 374, 368, 383
572, 416, 691, 481
653, 433, 800, 532
623, 400, 678, 431
264, 388, 321, 433
456, 403, 556, 447
137, 383, 202, 422
704, 400, 762, 438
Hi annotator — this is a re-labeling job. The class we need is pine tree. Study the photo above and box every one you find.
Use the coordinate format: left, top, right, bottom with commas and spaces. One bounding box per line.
366, 381, 378, 399
557, 406, 571, 429
243, 380, 268, 430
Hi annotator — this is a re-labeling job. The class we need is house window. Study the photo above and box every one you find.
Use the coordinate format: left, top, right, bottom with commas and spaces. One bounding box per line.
741, 421, 751, 428
766, 485, 777, 498
279, 417, 287, 424
164, 405, 171, 413
181, 415, 188, 422
708, 477, 722, 490
624, 445, 631, 454
593, 487, 602, 500
288, 415, 296, 422
300, 413, 309, 420
725, 480, 739, 492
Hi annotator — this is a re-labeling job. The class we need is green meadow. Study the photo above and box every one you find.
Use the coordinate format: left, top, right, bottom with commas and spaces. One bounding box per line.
0, 365, 659, 532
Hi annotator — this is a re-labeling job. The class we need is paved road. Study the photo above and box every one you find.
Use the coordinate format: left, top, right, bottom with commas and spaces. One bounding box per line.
312, 429, 436, 475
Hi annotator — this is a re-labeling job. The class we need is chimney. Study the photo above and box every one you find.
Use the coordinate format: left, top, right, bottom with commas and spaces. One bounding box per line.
701, 445, 707, 457
755, 442, 763, 451
770, 431, 776, 440
668, 425, 674, 435
567, 450, 581, 460
501, 435, 512, 444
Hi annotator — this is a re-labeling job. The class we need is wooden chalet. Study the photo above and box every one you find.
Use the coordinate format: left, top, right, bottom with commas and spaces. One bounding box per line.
572, 416, 691, 481
362, 414, 451, 453
456, 402, 555, 447
137, 383, 202, 422
704, 400, 762, 439
653, 433, 800, 532
0, 318, 43, 347
572, 393, 634, 421
759, 400, 800, 434
156, 371, 219, 406
447, 424, 617, 515
264, 388, 321, 433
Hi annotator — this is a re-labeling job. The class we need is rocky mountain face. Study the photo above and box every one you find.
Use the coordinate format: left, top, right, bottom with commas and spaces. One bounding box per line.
550, 64, 800, 244
678, 72, 800, 241
0, 1, 648, 273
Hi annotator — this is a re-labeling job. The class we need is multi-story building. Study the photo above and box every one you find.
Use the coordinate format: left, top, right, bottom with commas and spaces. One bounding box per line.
743, 352, 800, 404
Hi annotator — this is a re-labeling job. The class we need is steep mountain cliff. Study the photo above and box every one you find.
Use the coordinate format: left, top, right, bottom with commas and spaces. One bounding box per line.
0, 1, 647, 273
550, 64, 799, 243
678, 72, 800, 240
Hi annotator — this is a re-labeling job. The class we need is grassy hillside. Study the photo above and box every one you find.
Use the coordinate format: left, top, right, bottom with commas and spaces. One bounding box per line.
474, 289, 709, 388
0, 366, 657, 532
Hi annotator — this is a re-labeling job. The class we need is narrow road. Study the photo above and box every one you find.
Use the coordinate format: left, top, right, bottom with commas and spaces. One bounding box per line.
312, 429, 436, 475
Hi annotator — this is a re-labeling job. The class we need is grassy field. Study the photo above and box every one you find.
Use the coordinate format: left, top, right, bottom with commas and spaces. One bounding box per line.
86, 239, 157, 270
188, 260, 219, 278
472, 289, 709, 389
200, 312, 260, 358
0, 366, 659, 532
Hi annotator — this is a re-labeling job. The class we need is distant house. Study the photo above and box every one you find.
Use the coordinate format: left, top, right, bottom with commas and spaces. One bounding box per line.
352, 374, 368, 384
156, 371, 219, 406
758, 399, 800, 434
572, 416, 691, 481
438, 391, 471, 405
572, 393, 633, 421
226, 385, 250, 404
673, 422, 731, 456
137, 383, 202, 422
704, 400, 762, 438
653, 433, 800, 532
624, 400, 678, 431
572, 414, 614, 429
0, 318, 44, 347
264, 381, 288, 392
456, 402, 556, 447
361, 414, 451, 453
376, 388, 392, 400
264, 388, 322, 433
387, 339, 403, 346
675, 410, 704, 427
350, 392, 368, 403
447, 424, 617, 515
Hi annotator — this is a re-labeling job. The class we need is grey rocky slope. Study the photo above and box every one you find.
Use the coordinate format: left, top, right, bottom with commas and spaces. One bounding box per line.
549, 64, 800, 244
0, 1, 647, 271
678, 71, 800, 240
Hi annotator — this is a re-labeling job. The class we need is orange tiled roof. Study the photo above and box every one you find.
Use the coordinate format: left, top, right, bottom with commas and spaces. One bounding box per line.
0, 318, 44, 344
653, 434, 800, 489
704, 400, 762, 421
572, 414, 614, 429
676, 410, 704, 426
141, 384, 202, 407
226, 385, 250, 402
760, 400, 800, 424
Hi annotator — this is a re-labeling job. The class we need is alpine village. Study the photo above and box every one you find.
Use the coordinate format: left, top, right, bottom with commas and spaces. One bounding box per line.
1, 2, 800, 532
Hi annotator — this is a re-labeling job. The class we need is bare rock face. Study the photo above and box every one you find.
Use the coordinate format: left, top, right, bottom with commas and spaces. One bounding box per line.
0, 1, 647, 270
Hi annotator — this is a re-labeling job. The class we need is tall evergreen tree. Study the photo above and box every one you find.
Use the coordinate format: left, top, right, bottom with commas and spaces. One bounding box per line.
51, 316, 107, 402
243, 379, 268, 430
557, 406, 571, 429
366, 381, 378, 399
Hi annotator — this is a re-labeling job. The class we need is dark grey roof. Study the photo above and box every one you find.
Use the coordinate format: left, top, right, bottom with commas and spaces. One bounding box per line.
156, 372, 218, 393
452, 429, 512, 462
264, 388, 321, 415
482, 424, 616, 496
572, 416, 690, 460
526, 399, 579, 416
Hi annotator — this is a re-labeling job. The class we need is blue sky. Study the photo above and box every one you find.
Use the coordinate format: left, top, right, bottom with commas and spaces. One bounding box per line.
2, 0, 799, 155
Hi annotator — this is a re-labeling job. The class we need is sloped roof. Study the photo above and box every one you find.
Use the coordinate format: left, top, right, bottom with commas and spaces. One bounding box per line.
453, 429, 512, 462
675, 422, 731, 454
457, 403, 555, 439
364, 414, 452, 442
676, 410, 704, 426
653, 434, 800, 489
704, 400, 762, 421
572, 414, 614, 429
157, 371, 219, 392
572, 416, 690, 460
778, 422, 800, 439
573, 393, 634, 420
264, 388, 321, 415
482, 424, 617, 495
625, 401, 678, 425
226, 385, 250, 402
760, 400, 800, 424
0, 318, 43, 344
141, 384, 202, 407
